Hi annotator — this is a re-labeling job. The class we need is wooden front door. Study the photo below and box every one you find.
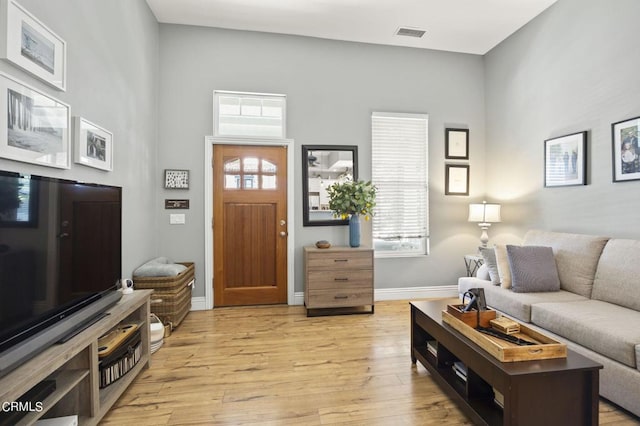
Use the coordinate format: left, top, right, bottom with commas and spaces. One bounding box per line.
213, 145, 288, 306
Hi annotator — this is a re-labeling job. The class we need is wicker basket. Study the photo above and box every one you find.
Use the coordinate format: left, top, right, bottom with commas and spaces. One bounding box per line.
133, 262, 194, 295
134, 262, 194, 329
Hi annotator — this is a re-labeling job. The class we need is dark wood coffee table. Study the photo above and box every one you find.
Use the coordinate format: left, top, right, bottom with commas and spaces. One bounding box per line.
411, 299, 602, 426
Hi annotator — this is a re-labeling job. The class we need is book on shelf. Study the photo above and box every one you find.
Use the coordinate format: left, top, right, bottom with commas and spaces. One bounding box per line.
426, 340, 437, 356
493, 387, 504, 408
453, 361, 467, 382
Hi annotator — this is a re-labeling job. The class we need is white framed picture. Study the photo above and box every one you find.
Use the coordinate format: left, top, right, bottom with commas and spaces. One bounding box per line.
74, 117, 113, 171
0, 0, 67, 91
544, 131, 587, 187
0, 71, 70, 168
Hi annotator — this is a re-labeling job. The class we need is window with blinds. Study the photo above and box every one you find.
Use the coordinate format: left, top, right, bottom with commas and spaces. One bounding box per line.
372, 112, 429, 256
213, 91, 286, 138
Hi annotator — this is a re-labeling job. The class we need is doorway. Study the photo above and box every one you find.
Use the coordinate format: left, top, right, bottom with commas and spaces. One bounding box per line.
212, 144, 288, 306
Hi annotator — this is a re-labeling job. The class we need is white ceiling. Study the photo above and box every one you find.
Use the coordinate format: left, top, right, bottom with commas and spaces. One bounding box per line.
145, 0, 557, 55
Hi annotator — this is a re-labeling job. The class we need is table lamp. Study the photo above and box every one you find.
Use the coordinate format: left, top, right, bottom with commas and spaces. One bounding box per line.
468, 201, 501, 248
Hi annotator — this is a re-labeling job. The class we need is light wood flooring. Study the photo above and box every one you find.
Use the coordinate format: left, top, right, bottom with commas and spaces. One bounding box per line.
102, 300, 639, 425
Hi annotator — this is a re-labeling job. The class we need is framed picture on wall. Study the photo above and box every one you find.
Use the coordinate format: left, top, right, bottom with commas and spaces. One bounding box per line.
445, 128, 469, 160
0, 71, 70, 168
0, 0, 67, 91
544, 131, 587, 187
445, 164, 469, 195
612, 116, 640, 182
74, 117, 113, 171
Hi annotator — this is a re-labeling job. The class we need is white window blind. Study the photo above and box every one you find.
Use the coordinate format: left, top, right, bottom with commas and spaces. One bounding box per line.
372, 112, 429, 256
213, 91, 286, 138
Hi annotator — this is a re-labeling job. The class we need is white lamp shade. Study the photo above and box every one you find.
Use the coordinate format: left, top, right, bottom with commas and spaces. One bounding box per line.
468, 203, 501, 223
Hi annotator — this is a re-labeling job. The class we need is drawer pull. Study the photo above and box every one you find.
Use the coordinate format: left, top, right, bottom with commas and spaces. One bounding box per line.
334, 278, 349, 281
334, 295, 348, 299
334, 259, 348, 262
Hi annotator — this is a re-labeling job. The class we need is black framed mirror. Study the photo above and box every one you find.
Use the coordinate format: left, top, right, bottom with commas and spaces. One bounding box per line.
302, 145, 358, 226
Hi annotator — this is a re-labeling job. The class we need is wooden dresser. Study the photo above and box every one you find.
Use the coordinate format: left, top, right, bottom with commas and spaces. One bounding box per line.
304, 246, 374, 316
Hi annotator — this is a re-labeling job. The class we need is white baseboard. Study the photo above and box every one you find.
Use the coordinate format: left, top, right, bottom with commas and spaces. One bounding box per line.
190, 296, 207, 311
292, 285, 458, 306
195, 286, 458, 309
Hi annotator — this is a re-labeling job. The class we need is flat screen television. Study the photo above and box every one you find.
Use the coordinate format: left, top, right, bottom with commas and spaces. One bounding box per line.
0, 170, 122, 378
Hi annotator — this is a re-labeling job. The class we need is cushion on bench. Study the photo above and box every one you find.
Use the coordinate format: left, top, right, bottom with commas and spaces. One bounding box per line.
458, 277, 587, 322
592, 239, 640, 311
523, 230, 609, 298
532, 300, 640, 368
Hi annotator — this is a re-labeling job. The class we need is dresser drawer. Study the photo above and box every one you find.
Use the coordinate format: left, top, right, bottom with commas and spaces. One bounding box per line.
307, 270, 373, 290
307, 288, 373, 309
306, 250, 372, 270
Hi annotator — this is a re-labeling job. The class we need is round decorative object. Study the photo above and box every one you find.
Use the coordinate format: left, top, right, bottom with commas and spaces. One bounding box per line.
120, 278, 134, 294
316, 240, 331, 249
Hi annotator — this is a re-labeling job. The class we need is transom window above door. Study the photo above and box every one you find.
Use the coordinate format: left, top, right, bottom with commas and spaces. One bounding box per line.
223, 156, 278, 190
213, 91, 286, 138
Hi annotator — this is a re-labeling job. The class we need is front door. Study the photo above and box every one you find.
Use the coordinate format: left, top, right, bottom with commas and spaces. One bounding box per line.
213, 144, 288, 306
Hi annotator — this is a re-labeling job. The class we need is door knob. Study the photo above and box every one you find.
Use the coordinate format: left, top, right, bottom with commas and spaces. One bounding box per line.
279, 231, 287, 237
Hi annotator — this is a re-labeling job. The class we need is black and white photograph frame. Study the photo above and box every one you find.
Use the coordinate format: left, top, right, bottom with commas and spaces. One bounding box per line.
165, 169, 190, 189
544, 131, 587, 187
74, 117, 113, 171
445, 164, 469, 196
0, 71, 70, 168
445, 128, 469, 160
0, 0, 67, 91
612, 116, 640, 183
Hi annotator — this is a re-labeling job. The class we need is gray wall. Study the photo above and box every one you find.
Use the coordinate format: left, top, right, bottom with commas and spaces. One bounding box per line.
157, 26, 487, 297
485, 0, 640, 244
0, 0, 160, 278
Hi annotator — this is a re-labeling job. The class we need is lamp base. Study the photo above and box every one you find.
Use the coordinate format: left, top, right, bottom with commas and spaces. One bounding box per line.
478, 223, 491, 248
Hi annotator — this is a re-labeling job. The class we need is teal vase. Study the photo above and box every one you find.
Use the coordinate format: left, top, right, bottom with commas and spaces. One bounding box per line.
349, 214, 361, 248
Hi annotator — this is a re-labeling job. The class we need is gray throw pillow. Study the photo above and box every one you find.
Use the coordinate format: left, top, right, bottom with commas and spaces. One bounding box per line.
507, 245, 560, 293
479, 247, 500, 285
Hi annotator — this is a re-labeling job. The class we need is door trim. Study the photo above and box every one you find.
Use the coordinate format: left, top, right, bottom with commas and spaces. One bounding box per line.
204, 136, 295, 309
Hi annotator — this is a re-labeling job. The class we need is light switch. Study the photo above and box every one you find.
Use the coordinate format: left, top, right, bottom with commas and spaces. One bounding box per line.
169, 213, 185, 225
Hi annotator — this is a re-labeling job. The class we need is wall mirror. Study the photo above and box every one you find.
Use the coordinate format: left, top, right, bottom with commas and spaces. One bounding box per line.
302, 145, 358, 226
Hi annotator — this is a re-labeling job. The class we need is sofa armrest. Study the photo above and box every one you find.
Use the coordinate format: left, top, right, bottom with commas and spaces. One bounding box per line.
458, 276, 492, 296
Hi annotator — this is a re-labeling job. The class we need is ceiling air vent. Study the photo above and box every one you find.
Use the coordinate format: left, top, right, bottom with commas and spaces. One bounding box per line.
395, 27, 426, 38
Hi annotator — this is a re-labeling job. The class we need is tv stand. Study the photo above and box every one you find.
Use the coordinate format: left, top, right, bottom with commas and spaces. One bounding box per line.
0, 290, 152, 425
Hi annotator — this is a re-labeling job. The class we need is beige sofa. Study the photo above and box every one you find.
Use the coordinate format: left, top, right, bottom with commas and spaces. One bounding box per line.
458, 230, 640, 417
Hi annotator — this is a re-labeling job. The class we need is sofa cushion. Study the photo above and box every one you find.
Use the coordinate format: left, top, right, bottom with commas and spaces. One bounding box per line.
592, 239, 640, 311
532, 300, 640, 368
507, 245, 560, 293
479, 247, 500, 285
458, 277, 587, 322
476, 263, 490, 281
494, 244, 513, 289
523, 230, 609, 298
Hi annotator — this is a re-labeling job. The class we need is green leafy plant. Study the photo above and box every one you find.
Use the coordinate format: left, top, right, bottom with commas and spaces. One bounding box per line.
327, 180, 377, 220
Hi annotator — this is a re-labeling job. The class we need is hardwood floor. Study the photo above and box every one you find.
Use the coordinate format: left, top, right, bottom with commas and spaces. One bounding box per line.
102, 300, 639, 425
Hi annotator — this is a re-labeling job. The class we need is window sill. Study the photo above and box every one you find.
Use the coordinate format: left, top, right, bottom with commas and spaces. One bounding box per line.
374, 252, 428, 259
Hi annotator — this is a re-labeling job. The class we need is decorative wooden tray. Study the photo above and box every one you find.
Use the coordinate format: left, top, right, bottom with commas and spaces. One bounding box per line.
442, 310, 567, 362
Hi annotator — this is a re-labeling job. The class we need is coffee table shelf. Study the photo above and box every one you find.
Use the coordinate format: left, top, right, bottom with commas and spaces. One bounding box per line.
411, 299, 602, 426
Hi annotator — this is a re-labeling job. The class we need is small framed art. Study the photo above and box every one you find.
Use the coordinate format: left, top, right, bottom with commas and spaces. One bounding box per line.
445, 164, 469, 195
74, 117, 113, 171
165, 169, 189, 189
0, 0, 67, 91
445, 128, 469, 160
544, 131, 587, 187
0, 71, 70, 168
165, 199, 190, 209
612, 116, 640, 182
